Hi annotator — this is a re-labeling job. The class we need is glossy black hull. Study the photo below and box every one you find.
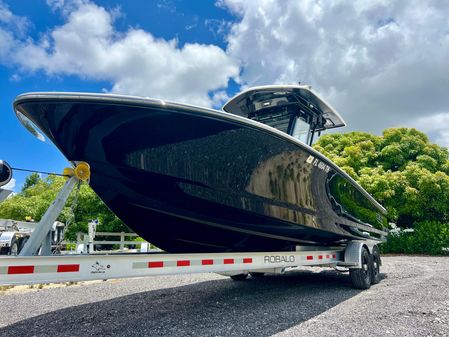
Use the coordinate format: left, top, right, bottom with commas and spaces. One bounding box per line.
14, 94, 387, 252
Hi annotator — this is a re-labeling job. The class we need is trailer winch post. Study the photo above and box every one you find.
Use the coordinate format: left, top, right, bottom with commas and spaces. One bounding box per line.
19, 176, 79, 256
40, 231, 53, 256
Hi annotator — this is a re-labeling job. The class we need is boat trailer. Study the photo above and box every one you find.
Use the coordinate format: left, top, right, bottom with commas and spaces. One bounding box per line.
0, 162, 383, 289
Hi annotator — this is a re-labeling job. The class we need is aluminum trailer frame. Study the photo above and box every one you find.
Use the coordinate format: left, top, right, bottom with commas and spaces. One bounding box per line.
0, 166, 383, 289
0, 248, 346, 285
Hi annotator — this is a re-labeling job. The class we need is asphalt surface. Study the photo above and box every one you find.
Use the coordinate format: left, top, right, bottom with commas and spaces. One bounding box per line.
0, 256, 448, 337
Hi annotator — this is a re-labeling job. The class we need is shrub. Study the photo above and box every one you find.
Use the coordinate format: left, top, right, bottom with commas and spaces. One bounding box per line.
381, 221, 449, 255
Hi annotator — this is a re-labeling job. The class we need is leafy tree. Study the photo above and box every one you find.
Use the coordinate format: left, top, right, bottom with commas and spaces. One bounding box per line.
22, 172, 41, 192
0, 175, 128, 240
314, 127, 449, 227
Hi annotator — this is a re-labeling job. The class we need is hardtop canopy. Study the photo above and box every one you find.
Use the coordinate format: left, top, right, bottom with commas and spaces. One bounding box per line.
222, 85, 346, 131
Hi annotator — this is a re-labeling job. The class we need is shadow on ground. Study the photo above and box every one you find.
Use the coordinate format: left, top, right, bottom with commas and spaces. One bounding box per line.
0, 270, 366, 337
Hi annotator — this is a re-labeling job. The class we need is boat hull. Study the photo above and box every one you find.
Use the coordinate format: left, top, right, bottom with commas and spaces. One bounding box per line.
14, 94, 387, 252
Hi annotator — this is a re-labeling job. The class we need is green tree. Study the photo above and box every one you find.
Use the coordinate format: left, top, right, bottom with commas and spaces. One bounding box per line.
0, 175, 128, 240
22, 172, 41, 192
314, 127, 449, 227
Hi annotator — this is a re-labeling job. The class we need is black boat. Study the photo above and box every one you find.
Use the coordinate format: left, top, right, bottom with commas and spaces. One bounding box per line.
13, 85, 388, 253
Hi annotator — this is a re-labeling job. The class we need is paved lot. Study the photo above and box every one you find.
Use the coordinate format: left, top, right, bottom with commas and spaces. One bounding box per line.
0, 256, 448, 337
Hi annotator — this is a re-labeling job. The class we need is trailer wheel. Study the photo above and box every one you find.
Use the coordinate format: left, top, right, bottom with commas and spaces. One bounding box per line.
349, 247, 371, 289
370, 247, 381, 285
9, 239, 19, 256
250, 272, 265, 278
230, 273, 248, 281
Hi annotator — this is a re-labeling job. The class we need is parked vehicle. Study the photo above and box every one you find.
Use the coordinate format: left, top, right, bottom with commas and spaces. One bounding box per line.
0, 219, 65, 255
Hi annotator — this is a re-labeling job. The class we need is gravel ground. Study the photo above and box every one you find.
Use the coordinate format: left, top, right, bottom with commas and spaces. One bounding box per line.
0, 256, 448, 337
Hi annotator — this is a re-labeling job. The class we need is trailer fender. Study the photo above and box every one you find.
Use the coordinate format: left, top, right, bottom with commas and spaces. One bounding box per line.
0, 232, 16, 254
344, 241, 378, 268
0, 232, 15, 246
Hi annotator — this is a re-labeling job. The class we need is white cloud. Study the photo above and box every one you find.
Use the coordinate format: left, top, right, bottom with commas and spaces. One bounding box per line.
411, 112, 449, 148
210, 89, 230, 107
2, 177, 15, 191
2, 0, 449, 147
156, 0, 177, 14
221, 0, 449, 145
0, 27, 14, 60
7, 1, 239, 107
205, 18, 233, 39
437, 131, 449, 149
0, 1, 29, 35
0, 1, 29, 61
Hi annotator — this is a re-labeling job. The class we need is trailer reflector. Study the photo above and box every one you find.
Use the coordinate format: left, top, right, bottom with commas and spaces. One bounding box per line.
201, 259, 213, 265
148, 261, 164, 268
243, 258, 252, 264
306, 255, 313, 260
8, 265, 34, 274
177, 260, 190, 267
223, 258, 234, 264
57, 264, 80, 273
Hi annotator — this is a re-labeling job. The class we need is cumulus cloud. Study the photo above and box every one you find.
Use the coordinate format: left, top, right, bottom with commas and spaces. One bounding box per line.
411, 112, 449, 147
0, 1, 29, 61
0, 1, 29, 35
222, 0, 449, 145
2, 0, 449, 148
2, 177, 15, 191
6, 1, 239, 107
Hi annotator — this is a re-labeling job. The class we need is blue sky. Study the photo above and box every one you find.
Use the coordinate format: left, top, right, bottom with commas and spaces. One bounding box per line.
1, 0, 238, 191
1, 0, 449, 191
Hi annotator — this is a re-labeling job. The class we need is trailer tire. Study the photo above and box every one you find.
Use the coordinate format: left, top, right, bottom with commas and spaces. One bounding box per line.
250, 272, 265, 278
9, 239, 19, 256
349, 247, 371, 289
230, 273, 248, 281
371, 247, 381, 285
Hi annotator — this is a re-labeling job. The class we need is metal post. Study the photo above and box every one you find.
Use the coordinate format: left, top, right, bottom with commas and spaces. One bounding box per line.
120, 232, 125, 251
88, 220, 97, 253
76, 232, 81, 248
20, 176, 78, 256
83, 234, 89, 254
40, 231, 53, 256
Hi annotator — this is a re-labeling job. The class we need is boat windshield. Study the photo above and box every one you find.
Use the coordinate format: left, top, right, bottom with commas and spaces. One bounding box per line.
223, 87, 341, 146
256, 110, 292, 134
248, 106, 318, 145
292, 117, 311, 144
